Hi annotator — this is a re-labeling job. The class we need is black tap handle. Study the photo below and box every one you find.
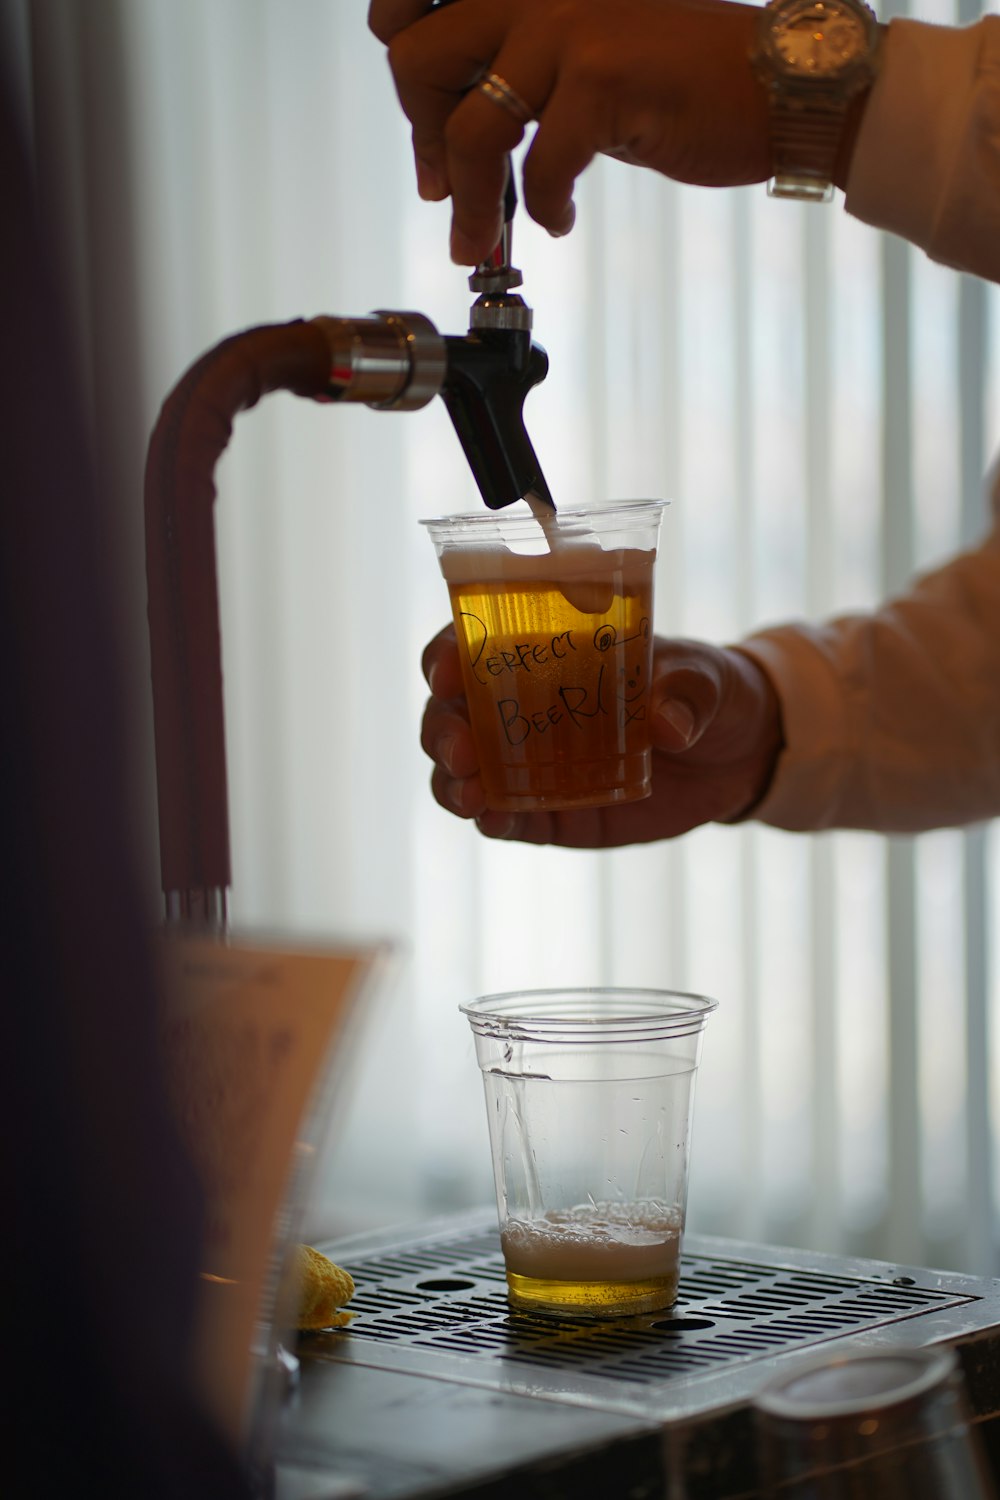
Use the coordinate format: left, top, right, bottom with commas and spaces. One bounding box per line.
503, 160, 517, 225
442, 331, 552, 510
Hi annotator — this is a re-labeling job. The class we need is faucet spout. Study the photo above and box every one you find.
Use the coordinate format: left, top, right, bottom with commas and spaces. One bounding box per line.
442, 326, 553, 510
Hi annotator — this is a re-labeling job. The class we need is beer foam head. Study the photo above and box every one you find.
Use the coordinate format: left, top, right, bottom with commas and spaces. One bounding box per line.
430, 503, 660, 615
437, 539, 652, 587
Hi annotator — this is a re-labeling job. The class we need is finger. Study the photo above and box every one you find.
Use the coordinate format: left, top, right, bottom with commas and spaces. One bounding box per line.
649, 662, 723, 751
421, 623, 463, 697
431, 762, 488, 819
653, 678, 722, 756
519, 80, 605, 237
444, 104, 516, 263
389, 22, 491, 198
476, 807, 553, 843
386, 9, 559, 257
474, 809, 520, 839
444, 50, 554, 261
652, 696, 698, 750
420, 701, 479, 777
387, 6, 512, 207
483, 804, 638, 849
368, 0, 434, 45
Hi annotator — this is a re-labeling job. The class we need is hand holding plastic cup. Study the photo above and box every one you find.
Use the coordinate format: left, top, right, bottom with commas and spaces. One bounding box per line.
461, 987, 717, 1318
422, 501, 666, 812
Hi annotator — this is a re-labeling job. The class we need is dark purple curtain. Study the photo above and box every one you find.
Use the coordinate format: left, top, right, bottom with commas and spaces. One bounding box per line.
0, 78, 247, 1498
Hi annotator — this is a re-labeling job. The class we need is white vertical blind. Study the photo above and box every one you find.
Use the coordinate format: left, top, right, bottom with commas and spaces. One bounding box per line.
12, 0, 1000, 1272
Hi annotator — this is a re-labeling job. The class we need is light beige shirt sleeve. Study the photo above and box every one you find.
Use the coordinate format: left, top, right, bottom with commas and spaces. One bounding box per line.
846, 14, 1000, 279
739, 469, 1000, 833
734, 16, 1000, 834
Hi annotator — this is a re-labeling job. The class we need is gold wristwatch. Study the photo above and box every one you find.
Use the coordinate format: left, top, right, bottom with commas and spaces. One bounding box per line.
751, 0, 884, 203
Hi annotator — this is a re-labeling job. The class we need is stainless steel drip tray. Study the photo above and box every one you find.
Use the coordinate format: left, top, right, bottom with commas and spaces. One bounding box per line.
300, 1209, 997, 1420
276, 1211, 1000, 1500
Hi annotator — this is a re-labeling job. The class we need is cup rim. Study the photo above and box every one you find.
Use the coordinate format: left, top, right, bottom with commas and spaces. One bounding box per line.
754, 1345, 958, 1422
419, 498, 669, 531
460, 986, 717, 1041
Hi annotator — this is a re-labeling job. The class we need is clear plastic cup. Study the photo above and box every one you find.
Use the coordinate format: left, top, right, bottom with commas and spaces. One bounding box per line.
754, 1344, 998, 1498
422, 500, 666, 812
461, 987, 717, 1318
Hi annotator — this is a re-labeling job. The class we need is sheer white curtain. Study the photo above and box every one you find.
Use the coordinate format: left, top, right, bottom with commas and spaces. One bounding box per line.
10, 0, 999, 1273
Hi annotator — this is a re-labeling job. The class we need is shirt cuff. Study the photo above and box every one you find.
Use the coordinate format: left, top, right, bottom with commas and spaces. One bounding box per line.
846, 15, 1000, 279
735, 626, 858, 832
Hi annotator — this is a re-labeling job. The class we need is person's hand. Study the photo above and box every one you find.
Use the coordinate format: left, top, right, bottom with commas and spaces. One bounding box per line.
368, 0, 770, 264
420, 624, 785, 846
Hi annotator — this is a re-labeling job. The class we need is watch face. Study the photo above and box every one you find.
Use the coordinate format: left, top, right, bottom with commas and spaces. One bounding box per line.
772, 0, 868, 77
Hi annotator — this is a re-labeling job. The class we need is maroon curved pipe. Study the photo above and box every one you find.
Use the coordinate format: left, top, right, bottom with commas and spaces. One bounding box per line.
144, 320, 330, 906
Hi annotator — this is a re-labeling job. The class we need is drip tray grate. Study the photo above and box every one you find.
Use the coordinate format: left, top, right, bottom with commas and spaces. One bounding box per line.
303, 1214, 995, 1420
282, 1214, 1000, 1500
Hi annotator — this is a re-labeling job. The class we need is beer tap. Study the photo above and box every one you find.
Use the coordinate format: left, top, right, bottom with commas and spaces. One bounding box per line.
441, 171, 554, 510
145, 167, 552, 922
315, 173, 552, 510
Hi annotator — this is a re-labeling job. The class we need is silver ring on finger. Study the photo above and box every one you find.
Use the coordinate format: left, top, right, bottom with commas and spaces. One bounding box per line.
477, 71, 534, 125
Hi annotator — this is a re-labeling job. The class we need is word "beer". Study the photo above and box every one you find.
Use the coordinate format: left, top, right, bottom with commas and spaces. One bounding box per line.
499, 662, 608, 745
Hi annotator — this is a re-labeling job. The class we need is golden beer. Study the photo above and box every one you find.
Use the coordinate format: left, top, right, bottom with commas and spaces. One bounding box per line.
501, 1203, 682, 1318
441, 544, 657, 811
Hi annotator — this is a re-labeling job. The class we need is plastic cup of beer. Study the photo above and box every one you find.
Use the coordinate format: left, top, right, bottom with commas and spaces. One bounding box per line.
421, 500, 666, 812
460, 987, 717, 1318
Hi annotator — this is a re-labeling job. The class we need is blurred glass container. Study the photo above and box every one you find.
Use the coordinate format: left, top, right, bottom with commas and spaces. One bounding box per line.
754, 1343, 997, 1498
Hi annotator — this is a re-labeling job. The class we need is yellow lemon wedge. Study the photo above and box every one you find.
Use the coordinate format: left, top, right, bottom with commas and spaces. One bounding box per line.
295, 1244, 356, 1331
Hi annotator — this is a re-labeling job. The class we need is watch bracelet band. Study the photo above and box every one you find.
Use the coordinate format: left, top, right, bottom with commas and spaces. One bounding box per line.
770, 91, 850, 184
